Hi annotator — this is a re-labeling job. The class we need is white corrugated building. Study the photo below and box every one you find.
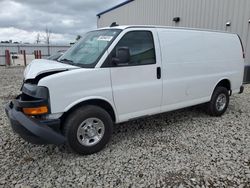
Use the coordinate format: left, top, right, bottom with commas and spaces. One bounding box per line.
97, 0, 250, 66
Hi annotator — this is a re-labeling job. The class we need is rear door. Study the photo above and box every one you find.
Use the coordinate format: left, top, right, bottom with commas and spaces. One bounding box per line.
106, 29, 162, 122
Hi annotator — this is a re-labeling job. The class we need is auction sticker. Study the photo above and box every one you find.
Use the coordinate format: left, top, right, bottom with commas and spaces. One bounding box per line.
97, 36, 113, 41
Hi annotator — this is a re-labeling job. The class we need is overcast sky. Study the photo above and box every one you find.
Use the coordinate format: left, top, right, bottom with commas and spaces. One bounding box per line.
0, 0, 124, 44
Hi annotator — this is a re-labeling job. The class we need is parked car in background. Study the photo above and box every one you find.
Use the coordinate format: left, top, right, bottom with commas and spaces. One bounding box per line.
47, 50, 66, 61
5, 26, 245, 155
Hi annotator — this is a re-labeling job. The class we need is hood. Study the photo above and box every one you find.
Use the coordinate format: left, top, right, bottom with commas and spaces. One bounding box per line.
24, 59, 79, 81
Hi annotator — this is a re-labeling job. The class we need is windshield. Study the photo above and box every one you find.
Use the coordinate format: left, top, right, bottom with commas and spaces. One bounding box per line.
58, 29, 121, 68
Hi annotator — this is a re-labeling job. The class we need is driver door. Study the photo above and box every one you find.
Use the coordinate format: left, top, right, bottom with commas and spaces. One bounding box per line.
108, 30, 162, 122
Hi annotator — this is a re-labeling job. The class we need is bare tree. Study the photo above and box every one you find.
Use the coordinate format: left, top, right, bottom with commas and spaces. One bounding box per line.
42, 27, 51, 56
36, 33, 41, 44
45, 27, 51, 45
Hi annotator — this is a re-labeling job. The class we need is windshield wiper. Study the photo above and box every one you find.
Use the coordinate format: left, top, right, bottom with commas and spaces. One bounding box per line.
59, 58, 74, 65
59, 58, 83, 68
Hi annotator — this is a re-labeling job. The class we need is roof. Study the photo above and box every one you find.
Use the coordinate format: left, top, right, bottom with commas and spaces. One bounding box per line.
96, 25, 133, 30
97, 0, 134, 17
96, 25, 235, 35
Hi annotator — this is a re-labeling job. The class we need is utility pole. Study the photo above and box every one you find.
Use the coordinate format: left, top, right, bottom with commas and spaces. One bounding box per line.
44, 27, 51, 56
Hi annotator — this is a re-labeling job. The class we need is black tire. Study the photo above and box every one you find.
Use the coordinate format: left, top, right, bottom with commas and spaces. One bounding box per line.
207, 86, 229, 116
62, 105, 113, 155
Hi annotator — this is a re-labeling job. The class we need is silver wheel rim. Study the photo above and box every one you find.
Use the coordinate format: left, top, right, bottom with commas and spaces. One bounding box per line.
77, 118, 105, 146
216, 93, 227, 111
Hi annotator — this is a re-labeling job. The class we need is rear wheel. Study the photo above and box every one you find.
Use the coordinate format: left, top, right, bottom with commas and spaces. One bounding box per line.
207, 86, 229, 116
63, 105, 113, 155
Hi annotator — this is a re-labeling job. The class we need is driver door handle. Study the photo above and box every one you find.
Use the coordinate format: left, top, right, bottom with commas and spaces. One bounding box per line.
157, 67, 161, 79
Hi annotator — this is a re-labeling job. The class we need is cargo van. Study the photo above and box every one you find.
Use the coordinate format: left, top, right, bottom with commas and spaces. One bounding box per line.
5, 26, 245, 155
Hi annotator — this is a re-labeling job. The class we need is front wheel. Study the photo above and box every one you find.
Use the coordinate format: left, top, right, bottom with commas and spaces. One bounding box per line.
207, 86, 229, 117
63, 105, 113, 155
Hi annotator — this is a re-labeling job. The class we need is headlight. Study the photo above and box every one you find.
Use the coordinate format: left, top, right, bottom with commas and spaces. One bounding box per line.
22, 84, 49, 99
19, 84, 50, 116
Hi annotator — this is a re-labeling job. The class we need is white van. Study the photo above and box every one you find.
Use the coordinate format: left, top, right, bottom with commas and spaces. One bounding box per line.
5, 26, 245, 155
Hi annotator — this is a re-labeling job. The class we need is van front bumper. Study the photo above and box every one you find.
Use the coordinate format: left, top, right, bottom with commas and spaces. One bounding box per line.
5, 101, 65, 145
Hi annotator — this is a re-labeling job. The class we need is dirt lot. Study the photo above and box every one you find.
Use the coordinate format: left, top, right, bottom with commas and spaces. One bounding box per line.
0, 66, 250, 187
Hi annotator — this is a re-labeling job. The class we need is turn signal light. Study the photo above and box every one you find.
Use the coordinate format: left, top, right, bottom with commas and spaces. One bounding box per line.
23, 106, 48, 115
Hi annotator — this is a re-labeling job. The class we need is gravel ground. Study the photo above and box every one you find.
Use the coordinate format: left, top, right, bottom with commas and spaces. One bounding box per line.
0, 66, 250, 188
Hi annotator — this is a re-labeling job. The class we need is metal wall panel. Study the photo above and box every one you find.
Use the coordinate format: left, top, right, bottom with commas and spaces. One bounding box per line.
97, 0, 250, 64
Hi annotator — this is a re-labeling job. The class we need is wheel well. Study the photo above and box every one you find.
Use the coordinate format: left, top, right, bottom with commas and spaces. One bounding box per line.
216, 79, 231, 91
61, 99, 116, 123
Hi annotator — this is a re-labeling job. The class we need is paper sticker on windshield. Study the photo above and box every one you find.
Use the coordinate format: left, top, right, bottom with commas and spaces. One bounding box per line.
97, 36, 113, 41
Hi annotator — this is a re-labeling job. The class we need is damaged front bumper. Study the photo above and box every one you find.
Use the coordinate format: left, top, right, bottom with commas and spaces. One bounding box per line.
5, 96, 65, 145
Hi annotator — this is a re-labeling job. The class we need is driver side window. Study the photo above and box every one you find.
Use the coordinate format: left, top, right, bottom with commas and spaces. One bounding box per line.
110, 31, 156, 66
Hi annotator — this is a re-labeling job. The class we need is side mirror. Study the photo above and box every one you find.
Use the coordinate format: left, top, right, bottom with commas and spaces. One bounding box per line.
112, 47, 130, 65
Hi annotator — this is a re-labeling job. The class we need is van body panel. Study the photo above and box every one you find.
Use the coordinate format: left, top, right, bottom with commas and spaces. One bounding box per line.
157, 29, 244, 112
38, 68, 115, 118
110, 64, 162, 122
